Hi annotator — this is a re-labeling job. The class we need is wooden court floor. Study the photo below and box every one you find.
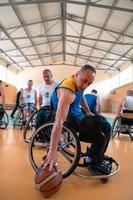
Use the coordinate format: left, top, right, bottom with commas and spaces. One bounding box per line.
0, 116, 133, 200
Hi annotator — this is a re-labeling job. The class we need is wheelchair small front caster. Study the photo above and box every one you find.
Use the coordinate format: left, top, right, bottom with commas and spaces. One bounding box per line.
101, 178, 108, 184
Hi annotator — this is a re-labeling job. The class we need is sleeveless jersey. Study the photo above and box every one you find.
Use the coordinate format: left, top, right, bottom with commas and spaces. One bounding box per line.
39, 81, 58, 107
52, 76, 85, 122
22, 89, 36, 104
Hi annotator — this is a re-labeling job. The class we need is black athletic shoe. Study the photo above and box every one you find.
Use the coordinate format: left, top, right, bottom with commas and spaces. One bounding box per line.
91, 160, 112, 175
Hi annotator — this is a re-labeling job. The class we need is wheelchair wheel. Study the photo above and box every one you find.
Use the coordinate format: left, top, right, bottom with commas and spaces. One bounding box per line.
29, 122, 81, 178
23, 110, 38, 143
111, 118, 120, 138
0, 111, 9, 129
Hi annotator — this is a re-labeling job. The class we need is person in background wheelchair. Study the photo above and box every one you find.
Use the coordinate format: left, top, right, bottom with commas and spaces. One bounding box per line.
114, 90, 133, 136
20, 80, 37, 126
84, 89, 101, 114
116, 90, 133, 119
43, 65, 112, 175
10, 88, 23, 118
0, 80, 5, 126
35, 69, 58, 129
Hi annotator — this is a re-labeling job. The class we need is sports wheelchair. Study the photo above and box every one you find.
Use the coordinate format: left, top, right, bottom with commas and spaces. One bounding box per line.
111, 110, 133, 141
0, 106, 9, 129
23, 106, 52, 143
13, 103, 37, 130
29, 120, 120, 183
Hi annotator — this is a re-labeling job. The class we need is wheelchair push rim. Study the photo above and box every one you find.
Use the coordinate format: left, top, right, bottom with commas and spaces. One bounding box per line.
29, 122, 81, 179
0, 111, 9, 129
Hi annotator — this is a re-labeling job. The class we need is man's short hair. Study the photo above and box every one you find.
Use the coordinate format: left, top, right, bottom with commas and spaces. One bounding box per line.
91, 89, 97, 94
80, 64, 96, 75
28, 80, 33, 82
43, 69, 52, 74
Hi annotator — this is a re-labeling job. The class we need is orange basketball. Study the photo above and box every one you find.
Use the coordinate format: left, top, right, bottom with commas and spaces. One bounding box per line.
34, 163, 63, 197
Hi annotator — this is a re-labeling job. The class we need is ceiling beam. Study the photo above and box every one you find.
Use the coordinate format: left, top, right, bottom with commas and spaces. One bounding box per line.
2, 34, 132, 45
4, 51, 131, 61
66, 52, 117, 69
0, 1, 133, 13
61, 0, 66, 62
67, 17, 133, 39
96, 18, 133, 69
66, 1, 133, 13
66, 39, 132, 59
0, 22, 34, 68
3, 15, 133, 40
1, 33, 62, 40
4, 39, 62, 53
86, 0, 118, 64
21, 62, 116, 71
2, 17, 61, 31
14, 52, 63, 64
37, 2, 55, 63
0, 48, 23, 70
74, 3, 89, 65
12, 50, 116, 69
0, 0, 60, 7
105, 46, 133, 72
9, 0, 44, 65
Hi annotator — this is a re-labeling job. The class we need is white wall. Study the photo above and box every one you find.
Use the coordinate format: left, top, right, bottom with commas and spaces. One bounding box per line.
0, 59, 17, 87
16, 65, 110, 92
16, 65, 79, 89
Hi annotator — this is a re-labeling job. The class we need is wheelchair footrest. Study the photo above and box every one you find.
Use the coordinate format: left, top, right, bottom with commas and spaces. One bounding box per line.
75, 155, 120, 179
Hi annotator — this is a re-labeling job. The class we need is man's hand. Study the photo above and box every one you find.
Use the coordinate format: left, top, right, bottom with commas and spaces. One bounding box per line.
86, 111, 95, 116
42, 149, 58, 171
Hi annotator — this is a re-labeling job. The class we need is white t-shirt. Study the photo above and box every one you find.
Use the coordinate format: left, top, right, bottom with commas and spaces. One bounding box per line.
22, 89, 36, 104
124, 96, 133, 110
39, 81, 58, 107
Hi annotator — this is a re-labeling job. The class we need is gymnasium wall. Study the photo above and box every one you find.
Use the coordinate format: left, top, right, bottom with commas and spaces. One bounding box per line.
2, 81, 17, 105
106, 82, 133, 113
1, 63, 132, 112
16, 65, 110, 90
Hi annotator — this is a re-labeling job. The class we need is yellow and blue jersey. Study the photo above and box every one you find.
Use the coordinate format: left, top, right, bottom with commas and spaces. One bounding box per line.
51, 76, 86, 122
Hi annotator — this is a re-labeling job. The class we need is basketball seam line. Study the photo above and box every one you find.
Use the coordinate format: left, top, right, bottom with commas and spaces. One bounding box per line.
35, 171, 59, 190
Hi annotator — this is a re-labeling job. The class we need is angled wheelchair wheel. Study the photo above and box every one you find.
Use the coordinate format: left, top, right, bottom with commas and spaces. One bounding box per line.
111, 118, 120, 138
23, 110, 38, 143
0, 111, 9, 129
29, 122, 81, 178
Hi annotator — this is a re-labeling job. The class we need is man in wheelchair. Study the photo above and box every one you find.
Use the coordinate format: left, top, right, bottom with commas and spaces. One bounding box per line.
115, 90, 133, 135
36, 69, 58, 130
43, 65, 112, 175
0, 80, 5, 126
20, 80, 37, 126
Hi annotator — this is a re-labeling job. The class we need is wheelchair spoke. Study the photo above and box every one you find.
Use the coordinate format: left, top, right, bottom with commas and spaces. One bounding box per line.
58, 148, 74, 164
29, 122, 81, 178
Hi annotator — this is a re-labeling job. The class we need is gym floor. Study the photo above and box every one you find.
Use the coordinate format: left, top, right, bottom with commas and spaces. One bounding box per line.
0, 113, 133, 200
